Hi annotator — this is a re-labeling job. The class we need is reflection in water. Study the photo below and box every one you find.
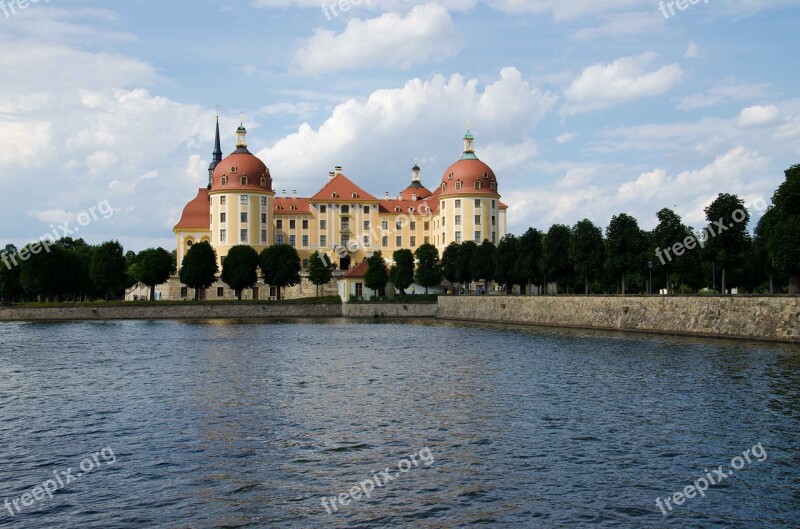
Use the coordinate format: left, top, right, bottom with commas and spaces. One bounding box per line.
0, 319, 797, 528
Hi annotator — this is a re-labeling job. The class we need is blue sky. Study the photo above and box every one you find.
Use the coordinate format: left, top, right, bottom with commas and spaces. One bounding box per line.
0, 0, 798, 251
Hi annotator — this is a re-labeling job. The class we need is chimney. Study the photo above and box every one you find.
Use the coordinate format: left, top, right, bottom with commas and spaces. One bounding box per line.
282, 190, 286, 198
412, 193, 417, 201
398, 194, 403, 201
335, 166, 343, 175
292, 190, 297, 199
328, 171, 336, 182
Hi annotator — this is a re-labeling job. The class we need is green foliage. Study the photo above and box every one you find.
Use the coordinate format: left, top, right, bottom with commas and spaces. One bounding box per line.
136, 247, 176, 301
764, 165, 800, 293
494, 234, 519, 294
180, 241, 219, 300
515, 228, 542, 288
221, 245, 260, 301
570, 219, 604, 294
704, 193, 751, 293
441, 242, 460, 285
89, 241, 127, 301
414, 243, 442, 294
364, 251, 389, 293
456, 240, 478, 291
308, 251, 333, 296
259, 244, 301, 300
0, 245, 21, 302
390, 249, 415, 295
471, 240, 495, 286
543, 224, 573, 293
606, 213, 647, 294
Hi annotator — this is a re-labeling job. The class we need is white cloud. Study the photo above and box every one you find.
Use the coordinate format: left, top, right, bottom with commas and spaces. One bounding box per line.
684, 41, 701, 59
738, 105, 781, 127
562, 52, 683, 115
291, 4, 461, 75
678, 80, 770, 110
555, 132, 577, 144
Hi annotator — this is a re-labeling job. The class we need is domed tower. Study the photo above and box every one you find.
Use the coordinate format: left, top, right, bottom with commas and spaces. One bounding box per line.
208, 116, 275, 265
436, 128, 502, 252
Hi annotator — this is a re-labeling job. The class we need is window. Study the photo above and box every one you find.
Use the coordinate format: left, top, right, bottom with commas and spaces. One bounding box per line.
442, 216, 446, 226
396, 221, 402, 230
221, 177, 228, 186
241, 195, 248, 204
475, 199, 481, 208
220, 229, 227, 243
455, 215, 462, 226
240, 229, 248, 242
277, 235, 284, 245
441, 201, 445, 210
381, 221, 388, 230
441, 183, 446, 191
262, 230, 268, 244
341, 236, 349, 248
455, 231, 462, 243
241, 212, 248, 223
320, 235, 327, 247
424, 236, 430, 244
217, 287, 224, 297
363, 221, 370, 231
491, 200, 496, 209
396, 236, 402, 246
424, 221, 430, 230
220, 212, 226, 223
442, 232, 445, 242
341, 218, 350, 230
491, 216, 496, 226
320, 205, 327, 213
302, 235, 309, 247
363, 206, 370, 214
475, 215, 481, 225
302, 259, 309, 269
410, 236, 416, 247
302, 220, 309, 230
241, 176, 248, 186
276, 219, 283, 229
474, 181, 481, 190
410, 221, 416, 230
341, 205, 350, 214
474, 231, 481, 242
180, 287, 188, 298
382, 236, 388, 247
492, 232, 496, 243
456, 181, 462, 190
363, 235, 370, 247
261, 178, 267, 188
455, 200, 461, 208
220, 196, 227, 205
289, 235, 296, 247
290, 220, 296, 230
261, 213, 267, 223
317, 220, 325, 231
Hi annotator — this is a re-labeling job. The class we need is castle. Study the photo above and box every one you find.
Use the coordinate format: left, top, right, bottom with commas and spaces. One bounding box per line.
166, 116, 508, 300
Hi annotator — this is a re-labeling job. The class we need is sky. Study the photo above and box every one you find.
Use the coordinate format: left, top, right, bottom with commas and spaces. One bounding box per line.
0, 0, 798, 251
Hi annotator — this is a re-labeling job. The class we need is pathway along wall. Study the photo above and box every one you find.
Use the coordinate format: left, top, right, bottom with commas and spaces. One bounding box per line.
437, 296, 800, 343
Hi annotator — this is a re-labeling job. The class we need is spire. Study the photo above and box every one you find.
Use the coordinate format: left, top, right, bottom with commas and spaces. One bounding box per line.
236, 112, 248, 150
461, 122, 478, 160
411, 158, 421, 183
208, 108, 223, 189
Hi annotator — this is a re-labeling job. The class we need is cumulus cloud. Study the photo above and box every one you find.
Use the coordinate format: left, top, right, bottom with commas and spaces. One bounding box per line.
555, 132, 577, 144
738, 105, 781, 127
562, 52, 683, 115
291, 4, 461, 75
678, 80, 770, 110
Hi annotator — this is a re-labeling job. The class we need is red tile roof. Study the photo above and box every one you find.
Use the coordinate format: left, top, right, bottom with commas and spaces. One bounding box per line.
174, 188, 210, 231
378, 198, 437, 215
311, 173, 379, 202
341, 259, 370, 278
274, 197, 311, 214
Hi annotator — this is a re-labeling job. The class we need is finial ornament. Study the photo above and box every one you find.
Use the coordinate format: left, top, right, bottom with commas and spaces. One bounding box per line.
215, 104, 220, 118
240, 111, 245, 125
467, 119, 472, 132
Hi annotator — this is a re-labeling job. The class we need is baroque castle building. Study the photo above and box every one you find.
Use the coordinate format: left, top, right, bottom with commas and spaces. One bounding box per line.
171, 117, 507, 298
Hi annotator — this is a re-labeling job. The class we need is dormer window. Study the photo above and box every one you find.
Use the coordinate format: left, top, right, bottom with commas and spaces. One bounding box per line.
395, 207, 401, 213
474, 181, 482, 190
352, 193, 358, 199
221, 177, 228, 186
483, 172, 489, 179
260, 177, 267, 187
441, 183, 446, 191
448, 172, 454, 180
455, 181, 462, 190
241, 176, 248, 186
409, 207, 415, 214
332, 192, 339, 198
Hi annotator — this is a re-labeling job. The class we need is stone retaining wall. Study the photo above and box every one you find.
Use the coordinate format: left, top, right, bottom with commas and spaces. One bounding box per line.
342, 303, 438, 319
436, 296, 800, 343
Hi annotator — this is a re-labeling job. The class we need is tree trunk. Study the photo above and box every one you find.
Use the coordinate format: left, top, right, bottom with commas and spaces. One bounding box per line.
237, 289, 242, 301
194, 288, 200, 301
789, 274, 800, 295
721, 268, 727, 294
769, 273, 774, 295
621, 273, 626, 295
149, 284, 155, 301
316, 284, 319, 297
277, 287, 282, 301
425, 286, 429, 295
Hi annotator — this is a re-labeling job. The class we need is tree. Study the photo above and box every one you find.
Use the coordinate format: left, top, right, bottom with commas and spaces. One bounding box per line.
763, 165, 800, 294
543, 224, 572, 294
414, 243, 442, 295
471, 240, 495, 292
704, 193, 750, 294
494, 234, 518, 295
136, 248, 176, 301
20, 244, 65, 301
390, 249, 415, 295
441, 242, 460, 289
180, 241, 219, 300
570, 219, 604, 295
308, 251, 333, 297
0, 245, 21, 304
260, 245, 301, 300
515, 228, 542, 294
221, 245, 260, 301
89, 241, 127, 301
364, 251, 389, 295
456, 240, 478, 293
606, 213, 647, 295
754, 207, 779, 294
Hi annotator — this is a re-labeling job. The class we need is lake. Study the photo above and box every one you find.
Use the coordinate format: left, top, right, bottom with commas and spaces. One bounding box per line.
0, 319, 797, 528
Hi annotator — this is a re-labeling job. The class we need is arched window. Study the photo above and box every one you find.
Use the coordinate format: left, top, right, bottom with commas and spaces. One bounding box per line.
352, 193, 358, 199
474, 181, 482, 190
221, 177, 228, 186
455, 181, 462, 190
441, 183, 446, 191
332, 192, 339, 198
260, 177, 267, 187
241, 176, 248, 186
186, 240, 194, 248
448, 172, 454, 180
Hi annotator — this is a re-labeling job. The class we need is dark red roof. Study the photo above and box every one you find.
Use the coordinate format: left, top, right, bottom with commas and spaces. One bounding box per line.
274, 197, 311, 214
311, 173, 378, 202
174, 188, 210, 231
